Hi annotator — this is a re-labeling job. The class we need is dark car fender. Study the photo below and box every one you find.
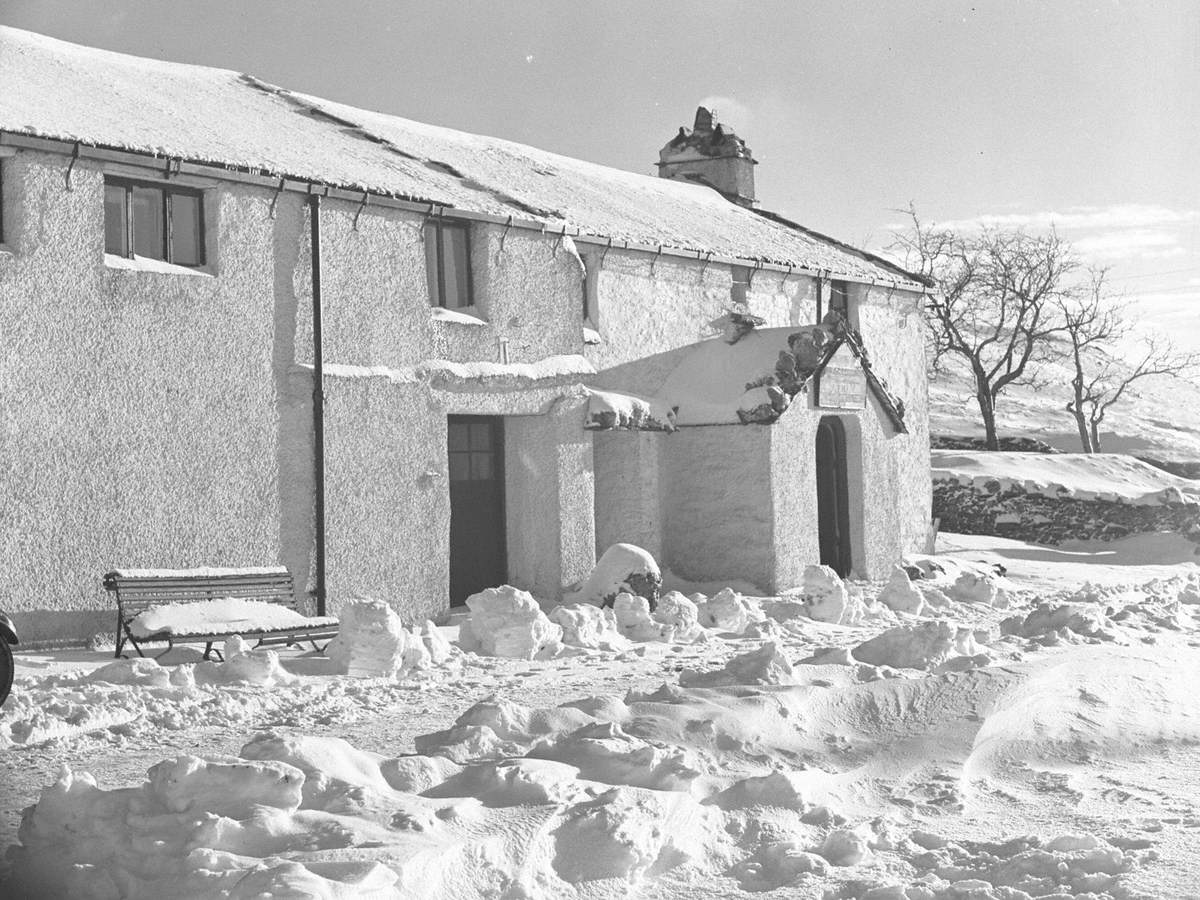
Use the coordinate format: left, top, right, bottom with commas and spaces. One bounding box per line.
0, 612, 18, 645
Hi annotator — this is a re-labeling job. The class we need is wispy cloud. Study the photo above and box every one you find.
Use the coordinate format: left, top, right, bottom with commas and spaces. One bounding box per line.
932, 204, 1198, 233
884, 203, 1199, 267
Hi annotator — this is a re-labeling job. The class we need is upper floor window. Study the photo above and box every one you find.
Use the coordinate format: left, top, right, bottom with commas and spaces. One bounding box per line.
731, 264, 751, 305
103, 177, 205, 266
828, 280, 850, 320
424, 218, 473, 309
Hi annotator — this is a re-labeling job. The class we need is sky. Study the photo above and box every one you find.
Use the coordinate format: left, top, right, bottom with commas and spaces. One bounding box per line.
3, 0, 1197, 344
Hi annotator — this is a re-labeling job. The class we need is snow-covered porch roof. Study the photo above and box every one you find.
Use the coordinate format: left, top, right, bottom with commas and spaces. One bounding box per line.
585, 319, 909, 433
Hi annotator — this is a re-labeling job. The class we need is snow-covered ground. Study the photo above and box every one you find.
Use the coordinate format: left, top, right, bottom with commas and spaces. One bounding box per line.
932, 450, 1200, 505
3, 535, 1200, 899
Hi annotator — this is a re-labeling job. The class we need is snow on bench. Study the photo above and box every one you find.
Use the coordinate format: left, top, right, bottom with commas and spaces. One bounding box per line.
104, 568, 338, 661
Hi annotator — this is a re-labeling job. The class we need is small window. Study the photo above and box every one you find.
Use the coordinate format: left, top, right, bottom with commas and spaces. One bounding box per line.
424, 218, 473, 309
829, 280, 850, 319
103, 177, 205, 266
0, 158, 5, 244
581, 252, 599, 323
731, 264, 751, 305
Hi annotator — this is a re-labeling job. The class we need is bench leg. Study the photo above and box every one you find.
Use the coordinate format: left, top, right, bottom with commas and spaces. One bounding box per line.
114, 610, 124, 659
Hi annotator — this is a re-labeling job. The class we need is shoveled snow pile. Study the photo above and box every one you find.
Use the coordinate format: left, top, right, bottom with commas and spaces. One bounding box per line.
567, 543, 662, 608
932, 450, 1200, 505
325, 599, 453, 677
548, 603, 629, 651
801, 564, 866, 624
128, 597, 335, 639
458, 586, 563, 660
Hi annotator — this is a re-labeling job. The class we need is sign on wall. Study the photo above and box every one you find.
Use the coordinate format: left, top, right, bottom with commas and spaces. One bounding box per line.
816, 345, 867, 409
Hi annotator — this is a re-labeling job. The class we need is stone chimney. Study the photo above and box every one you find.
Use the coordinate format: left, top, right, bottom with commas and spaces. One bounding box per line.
657, 106, 757, 207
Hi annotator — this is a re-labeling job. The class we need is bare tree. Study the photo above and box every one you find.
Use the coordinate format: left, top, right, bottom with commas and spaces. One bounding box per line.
891, 206, 1076, 449
1060, 271, 1200, 452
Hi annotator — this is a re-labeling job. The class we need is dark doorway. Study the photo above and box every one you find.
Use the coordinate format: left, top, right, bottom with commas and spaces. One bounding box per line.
448, 415, 507, 605
815, 416, 852, 576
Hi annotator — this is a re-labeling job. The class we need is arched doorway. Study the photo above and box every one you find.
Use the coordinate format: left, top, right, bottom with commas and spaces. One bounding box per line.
815, 416, 852, 576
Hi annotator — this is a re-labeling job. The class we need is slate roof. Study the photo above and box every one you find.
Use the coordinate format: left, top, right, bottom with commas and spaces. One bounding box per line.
0, 26, 924, 288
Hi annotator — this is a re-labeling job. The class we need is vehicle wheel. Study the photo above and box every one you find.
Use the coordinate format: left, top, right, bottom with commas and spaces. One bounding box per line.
0, 639, 13, 707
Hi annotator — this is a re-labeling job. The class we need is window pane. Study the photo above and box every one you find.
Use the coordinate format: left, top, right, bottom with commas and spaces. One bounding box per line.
170, 192, 203, 266
441, 224, 471, 308
469, 423, 491, 450
448, 454, 470, 482
424, 222, 441, 306
104, 184, 128, 256
448, 423, 469, 452
830, 281, 849, 315
470, 453, 492, 480
132, 186, 164, 259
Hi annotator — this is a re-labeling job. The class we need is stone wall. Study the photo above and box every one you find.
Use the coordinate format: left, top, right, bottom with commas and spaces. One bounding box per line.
933, 481, 1200, 547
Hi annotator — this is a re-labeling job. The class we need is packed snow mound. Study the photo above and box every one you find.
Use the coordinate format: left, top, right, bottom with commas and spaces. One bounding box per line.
128, 597, 335, 638
325, 599, 449, 677
549, 603, 629, 651
877, 565, 927, 615
652, 591, 703, 642
801, 565, 865, 624
458, 585, 563, 660
568, 543, 662, 609
680, 641, 795, 686
851, 620, 984, 670
696, 587, 765, 634
612, 593, 667, 641
932, 450, 1200, 505
1001, 602, 1111, 642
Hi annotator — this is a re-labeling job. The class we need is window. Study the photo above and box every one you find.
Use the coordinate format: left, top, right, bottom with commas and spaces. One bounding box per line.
731, 264, 751, 305
829, 280, 850, 320
0, 158, 5, 245
424, 218, 473, 309
104, 177, 205, 266
581, 253, 598, 322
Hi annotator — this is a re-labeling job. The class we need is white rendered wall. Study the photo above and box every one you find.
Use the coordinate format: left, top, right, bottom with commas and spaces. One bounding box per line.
592, 431, 665, 561
0, 151, 284, 644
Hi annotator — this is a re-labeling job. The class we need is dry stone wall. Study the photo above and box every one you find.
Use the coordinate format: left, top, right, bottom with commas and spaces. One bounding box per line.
934, 481, 1200, 548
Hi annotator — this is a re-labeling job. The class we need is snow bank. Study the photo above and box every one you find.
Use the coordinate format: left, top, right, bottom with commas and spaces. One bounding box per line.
128, 597, 334, 638
801, 565, 864, 624
458, 586, 562, 659
932, 450, 1200, 505
851, 620, 984, 670
568, 543, 662, 609
695, 587, 764, 634
549, 603, 629, 651
325, 599, 449, 677
680, 641, 795, 686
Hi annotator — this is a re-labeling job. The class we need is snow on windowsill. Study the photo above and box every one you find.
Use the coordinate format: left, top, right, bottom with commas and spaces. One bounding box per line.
431, 306, 487, 326
104, 253, 212, 277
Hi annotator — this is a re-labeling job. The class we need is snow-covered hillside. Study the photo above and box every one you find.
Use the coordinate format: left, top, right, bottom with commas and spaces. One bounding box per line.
929, 341, 1200, 463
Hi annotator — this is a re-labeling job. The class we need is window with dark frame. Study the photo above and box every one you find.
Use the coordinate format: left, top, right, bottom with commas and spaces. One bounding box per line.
731, 264, 751, 305
424, 218, 473, 309
829, 280, 850, 319
103, 177, 205, 266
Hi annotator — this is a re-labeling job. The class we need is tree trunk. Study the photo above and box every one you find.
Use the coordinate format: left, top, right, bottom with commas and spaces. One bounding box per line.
1071, 407, 1093, 452
978, 391, 999, 450
1090, 420, 1102, 452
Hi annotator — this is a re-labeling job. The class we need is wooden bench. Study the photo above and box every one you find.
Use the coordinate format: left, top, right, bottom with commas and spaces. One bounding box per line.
103, 568, 339, 661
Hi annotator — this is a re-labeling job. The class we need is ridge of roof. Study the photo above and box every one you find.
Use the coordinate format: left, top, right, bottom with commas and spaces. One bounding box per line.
0, 25, 925, 289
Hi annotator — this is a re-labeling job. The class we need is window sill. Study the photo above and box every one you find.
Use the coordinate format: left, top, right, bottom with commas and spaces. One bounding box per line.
583, 325, 602, 345
104, 253, 212, 277
431, 306, 487, 326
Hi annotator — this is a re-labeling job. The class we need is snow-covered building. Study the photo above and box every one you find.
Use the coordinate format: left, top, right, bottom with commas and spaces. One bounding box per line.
0, 27, 932, 645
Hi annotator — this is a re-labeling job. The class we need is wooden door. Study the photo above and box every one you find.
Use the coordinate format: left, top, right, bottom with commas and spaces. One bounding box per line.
448, 416, 507, 605
816, 416, 852, 576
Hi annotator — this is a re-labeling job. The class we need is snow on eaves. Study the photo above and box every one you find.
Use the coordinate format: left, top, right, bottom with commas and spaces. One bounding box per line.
0, 26, 923, 288
314, 355, 595, 388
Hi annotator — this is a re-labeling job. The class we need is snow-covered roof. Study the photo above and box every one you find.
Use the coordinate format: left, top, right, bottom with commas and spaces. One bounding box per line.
0, 26, 923, 288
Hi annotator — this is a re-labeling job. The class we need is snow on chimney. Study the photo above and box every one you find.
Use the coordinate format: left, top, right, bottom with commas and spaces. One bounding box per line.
657, 106, 757, 208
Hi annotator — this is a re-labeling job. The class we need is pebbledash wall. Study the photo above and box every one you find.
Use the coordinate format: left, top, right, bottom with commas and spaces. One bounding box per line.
0, 143, 930, 646
590, 277, 931, 590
